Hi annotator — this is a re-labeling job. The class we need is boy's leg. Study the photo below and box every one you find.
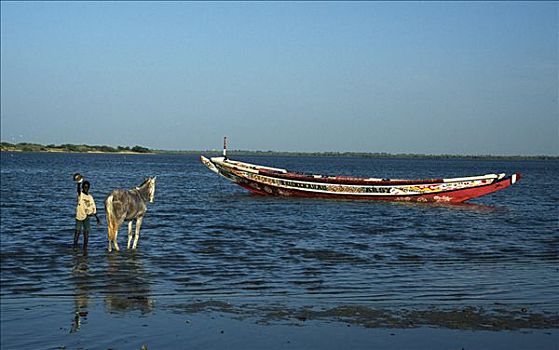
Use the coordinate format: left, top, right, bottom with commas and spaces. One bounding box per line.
73, 219, 82, 250
82, 217, 91, 252
83, 230, 89, 252
73, 229, 80, 250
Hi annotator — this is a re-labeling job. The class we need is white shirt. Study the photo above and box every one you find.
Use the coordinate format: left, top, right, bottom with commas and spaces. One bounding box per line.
76, 192, 96, 220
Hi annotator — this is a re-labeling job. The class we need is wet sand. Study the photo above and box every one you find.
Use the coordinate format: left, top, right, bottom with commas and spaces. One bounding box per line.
2, 296, 557, 350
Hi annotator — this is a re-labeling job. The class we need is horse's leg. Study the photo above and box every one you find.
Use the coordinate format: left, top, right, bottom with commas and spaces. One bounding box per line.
106, 194, 115, 252
132, 216, 143, 249
108, 228, 116, 252
107, 220, 113, 252
113, 225, 120, 251
107, 218, 118, 252
127, 221, 134, 249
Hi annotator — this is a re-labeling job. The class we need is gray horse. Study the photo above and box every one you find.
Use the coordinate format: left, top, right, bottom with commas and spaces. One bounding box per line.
104, 177, 157, 252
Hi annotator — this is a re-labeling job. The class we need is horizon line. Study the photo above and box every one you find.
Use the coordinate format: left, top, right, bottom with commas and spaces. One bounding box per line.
1, 141, 557, 159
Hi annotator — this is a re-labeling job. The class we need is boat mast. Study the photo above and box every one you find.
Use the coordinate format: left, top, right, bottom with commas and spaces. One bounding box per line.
223, 136, 227, 159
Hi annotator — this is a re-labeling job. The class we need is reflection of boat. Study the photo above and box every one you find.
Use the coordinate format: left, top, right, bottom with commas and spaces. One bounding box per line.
200, 156, 521, 203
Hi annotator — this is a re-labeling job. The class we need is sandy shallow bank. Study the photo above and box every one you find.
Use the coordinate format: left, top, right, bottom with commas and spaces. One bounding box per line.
1, 297, 557, 350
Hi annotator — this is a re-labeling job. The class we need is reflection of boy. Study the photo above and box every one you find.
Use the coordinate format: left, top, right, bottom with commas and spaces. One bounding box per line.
74, 180, 100, 251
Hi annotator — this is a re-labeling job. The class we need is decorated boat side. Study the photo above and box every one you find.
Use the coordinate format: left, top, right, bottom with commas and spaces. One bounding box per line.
200, 139, 521, 203
201, 156, 520, 203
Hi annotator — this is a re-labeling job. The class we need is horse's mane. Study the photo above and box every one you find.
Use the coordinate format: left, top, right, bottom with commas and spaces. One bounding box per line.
137, 178, 151, 189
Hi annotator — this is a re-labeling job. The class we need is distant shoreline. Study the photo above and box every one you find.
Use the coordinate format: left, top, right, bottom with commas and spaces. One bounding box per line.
0, 142, 153, 155
1, 141, 557, 160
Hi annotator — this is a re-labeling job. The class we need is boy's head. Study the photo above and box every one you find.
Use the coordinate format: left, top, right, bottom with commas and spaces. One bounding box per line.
82, 181, 90, 194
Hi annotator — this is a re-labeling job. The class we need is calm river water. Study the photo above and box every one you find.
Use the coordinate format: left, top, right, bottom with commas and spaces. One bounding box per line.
1, 152, 557, 349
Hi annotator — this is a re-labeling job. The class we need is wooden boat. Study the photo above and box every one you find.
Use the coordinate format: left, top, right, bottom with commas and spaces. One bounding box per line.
200, 155, 521, 203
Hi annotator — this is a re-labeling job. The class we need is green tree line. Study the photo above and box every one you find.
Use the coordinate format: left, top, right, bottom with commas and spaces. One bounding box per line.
1, 142, 152, 154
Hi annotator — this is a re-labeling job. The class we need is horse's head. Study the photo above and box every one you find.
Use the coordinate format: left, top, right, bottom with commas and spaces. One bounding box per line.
147, 176, 157, 203
136, 176, 157, 203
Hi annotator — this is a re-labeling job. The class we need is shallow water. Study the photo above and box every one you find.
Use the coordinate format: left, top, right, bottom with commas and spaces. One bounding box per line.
1, 152, 558, 348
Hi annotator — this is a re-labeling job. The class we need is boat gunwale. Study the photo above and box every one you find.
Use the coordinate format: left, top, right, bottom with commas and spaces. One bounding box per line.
211, 157, 501, 186
257, 168, 445, 186
225, 166, 513, 195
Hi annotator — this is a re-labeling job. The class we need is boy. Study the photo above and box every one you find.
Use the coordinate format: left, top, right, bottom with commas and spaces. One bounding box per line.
74, 179, 101, 251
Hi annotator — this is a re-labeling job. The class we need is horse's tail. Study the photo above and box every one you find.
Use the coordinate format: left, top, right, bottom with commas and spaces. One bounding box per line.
105, 194, 117, 241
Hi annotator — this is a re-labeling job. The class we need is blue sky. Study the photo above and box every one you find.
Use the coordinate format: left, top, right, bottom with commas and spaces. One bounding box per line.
1, 1, 557, 155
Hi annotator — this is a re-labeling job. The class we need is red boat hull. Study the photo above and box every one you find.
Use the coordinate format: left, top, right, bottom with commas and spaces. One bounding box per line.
236, 173, 520, 203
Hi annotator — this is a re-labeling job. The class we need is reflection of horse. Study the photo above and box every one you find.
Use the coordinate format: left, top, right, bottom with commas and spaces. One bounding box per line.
104, 252, 153, 314
104, 177, 156, 252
